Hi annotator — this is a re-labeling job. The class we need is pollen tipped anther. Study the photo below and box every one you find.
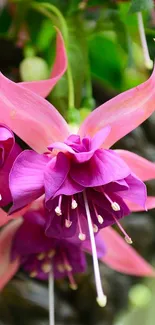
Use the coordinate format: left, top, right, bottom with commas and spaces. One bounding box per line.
111, 202, 120, 211
96, 295, 107, 308
70, 283, 78, 290
97, 215, 104, 224
30, 271, 38, 278
78, 233, 86, 241
48, 249, 56, 258
71, 199, 78, 209
55, 206, 62, 216
125, 236, 133, 245
57, 264, 65, 273
0, 194, 2, 201
64, 264, 73, 272
93, 224, 98, 233
65, 219, 72, 228
37, 252, 46, 260
42, 263, 52, 273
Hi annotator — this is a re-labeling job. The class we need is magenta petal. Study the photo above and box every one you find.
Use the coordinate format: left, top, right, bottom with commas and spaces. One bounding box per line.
90, 126, 111, 150
118, 174, 147, 209
44, 152, 70, 203
100, 227, 155, 276
19, 30, 67, 98
70, 149, 130, 187
53, 176, 84, 197
0, 73, 69, 153
9, 150, 49, 213
79, 66, 155, 148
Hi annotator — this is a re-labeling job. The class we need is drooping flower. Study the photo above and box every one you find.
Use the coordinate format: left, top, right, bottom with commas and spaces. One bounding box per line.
0, 124, 21, 209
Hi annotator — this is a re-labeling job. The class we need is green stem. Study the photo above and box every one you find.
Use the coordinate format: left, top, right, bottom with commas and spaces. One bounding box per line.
31, 2, 75, 109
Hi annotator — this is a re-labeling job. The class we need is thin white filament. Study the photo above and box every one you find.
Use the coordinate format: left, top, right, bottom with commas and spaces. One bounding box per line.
137, 12, 153, 70
49, 271, 55, 325
83, 191, 107, 307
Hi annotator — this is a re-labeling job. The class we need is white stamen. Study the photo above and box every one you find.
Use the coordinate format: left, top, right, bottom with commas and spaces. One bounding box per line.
37, 252, 46, 260
64, 264, 73, 272
93, 224, 98, 233
78, 233, 86, 241
97, 215, 104, 224
125, 236, 133, 245
42, 263, 52, 273
55, 206, 62, 216
0, 194, 2, 201
49, 271, 54, 325
30, 271, 37, 278
83, 191, 107, 307
71, 199, 78, 209
65, 219, 72, 228
137, 12, 153, 70
48, 250, 56, 258
113, 215, 133, 245
111, 202, 120, 211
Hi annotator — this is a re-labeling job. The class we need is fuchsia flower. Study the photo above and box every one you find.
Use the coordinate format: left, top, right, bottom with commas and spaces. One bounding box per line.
1, 29, 155, 309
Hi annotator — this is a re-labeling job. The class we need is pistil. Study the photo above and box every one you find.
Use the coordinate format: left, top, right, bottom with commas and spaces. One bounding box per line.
83, 191, 107, 307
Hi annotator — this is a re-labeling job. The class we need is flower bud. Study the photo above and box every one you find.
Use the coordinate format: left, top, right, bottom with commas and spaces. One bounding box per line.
20, 57, 49, 82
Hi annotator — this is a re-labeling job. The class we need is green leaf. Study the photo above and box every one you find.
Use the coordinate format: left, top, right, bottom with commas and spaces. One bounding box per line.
88, 33, 124, 90
129, 0, 154, 13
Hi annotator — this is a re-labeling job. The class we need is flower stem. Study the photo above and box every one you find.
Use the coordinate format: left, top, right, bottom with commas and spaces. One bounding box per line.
31, 2, 75, 109
137, 12, 153, 70
49, 271, 54, 325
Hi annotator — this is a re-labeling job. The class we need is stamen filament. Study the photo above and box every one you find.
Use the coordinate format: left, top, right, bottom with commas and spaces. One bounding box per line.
137, 12, 153, 70
112, 215, 133, 244
77, 208, 86, 241
83, 191, 107, 307
49, 271, 54, 325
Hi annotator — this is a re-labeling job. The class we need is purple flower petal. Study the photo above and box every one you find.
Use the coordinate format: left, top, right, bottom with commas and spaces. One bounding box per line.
70, 149, 130, 187
9, 150, 49, 213
44, 152, 70, 202
117, 173, 147, 209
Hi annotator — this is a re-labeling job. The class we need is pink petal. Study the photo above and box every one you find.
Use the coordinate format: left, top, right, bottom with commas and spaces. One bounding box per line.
115, 149, 155, 181
99, 227, 155, 276
19, 30, 67, 98
0, 218, 23, 290
0, 73, 69, 153
79, 67, 155, 148
125, 196, 155, 211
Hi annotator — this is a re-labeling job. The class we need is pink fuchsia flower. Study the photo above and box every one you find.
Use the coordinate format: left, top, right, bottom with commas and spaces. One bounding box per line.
0, 124, 21, 210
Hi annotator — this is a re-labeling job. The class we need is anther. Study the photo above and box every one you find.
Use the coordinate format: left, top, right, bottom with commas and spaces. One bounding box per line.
97, 215, 104, 224
37, 252, 46, 261
48, 249, 56, 258
55, 206, 62, 216
64, 264, 73, 272
78, 233, 86, 241
41, 263, 52, 273
0, 194, 2, 201
96, 295, 107, 308
65, 219, 72, 228
93, 224, 98, 233
125, 236, 133, 245
111, 202, 120, 211
71, 199, 78, 209
70, 283, 78, 290
57, 264, 65, 273
30, 271, 38, 278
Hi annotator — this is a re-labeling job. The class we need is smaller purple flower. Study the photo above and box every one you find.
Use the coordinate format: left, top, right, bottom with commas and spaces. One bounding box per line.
0, 124, 21, 207
12, 208, 87, 289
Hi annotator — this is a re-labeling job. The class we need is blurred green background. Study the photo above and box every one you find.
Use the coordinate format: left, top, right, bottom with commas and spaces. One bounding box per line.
1, 0, 155, 324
